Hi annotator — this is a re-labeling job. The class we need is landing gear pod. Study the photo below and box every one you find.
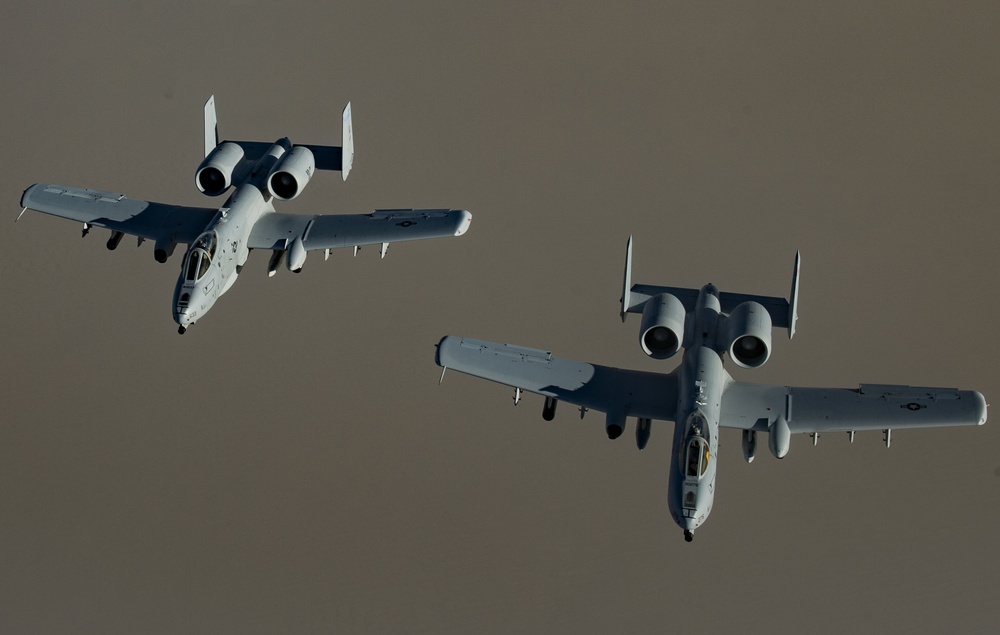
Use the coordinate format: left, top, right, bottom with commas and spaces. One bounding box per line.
287, 236, 307, 272
106, 230, 124, 250
542, 396, 558, 421
153, 236, 177, 263
742, 429, 756, 463
606, 410, 625, 439
769, 417, 790, 459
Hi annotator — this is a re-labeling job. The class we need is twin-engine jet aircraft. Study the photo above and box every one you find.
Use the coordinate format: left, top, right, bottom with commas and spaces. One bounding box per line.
436, 237, 987, 541
19, 97, 472, 333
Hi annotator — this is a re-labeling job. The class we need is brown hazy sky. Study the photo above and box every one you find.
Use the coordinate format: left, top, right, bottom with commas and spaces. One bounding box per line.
2, 1, 999, 633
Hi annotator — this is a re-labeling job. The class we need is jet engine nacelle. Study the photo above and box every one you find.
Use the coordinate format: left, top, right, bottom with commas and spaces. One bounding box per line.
267, 145, 315, 201
725, 301, 772, 369
195, 142, 244, 196
639, 293, 686, 359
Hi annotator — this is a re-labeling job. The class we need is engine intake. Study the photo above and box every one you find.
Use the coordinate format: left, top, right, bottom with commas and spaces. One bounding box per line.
267, 145, 315, 200
726, 301, 772, 369
639, 293, 686, 359
195, 142, 244, 196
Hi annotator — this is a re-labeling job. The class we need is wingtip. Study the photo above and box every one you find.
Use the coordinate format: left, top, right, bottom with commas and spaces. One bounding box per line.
454, 210, 472, 236
434, 336, 451, 367
975, 391, 988, 425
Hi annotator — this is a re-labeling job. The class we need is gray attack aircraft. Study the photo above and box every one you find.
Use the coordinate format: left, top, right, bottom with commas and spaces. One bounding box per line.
436, 237, 987, 541
19, 97, 472, 333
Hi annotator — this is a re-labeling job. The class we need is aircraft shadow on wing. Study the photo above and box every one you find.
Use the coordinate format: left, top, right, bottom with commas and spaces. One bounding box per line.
19, 96, 472, 333
437, 237, 987, 541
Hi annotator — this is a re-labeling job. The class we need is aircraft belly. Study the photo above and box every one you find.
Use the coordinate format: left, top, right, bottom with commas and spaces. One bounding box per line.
666, 346, 724, 531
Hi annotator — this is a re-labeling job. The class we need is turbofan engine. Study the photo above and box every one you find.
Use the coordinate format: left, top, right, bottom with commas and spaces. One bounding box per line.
639, 293, 686, 359
267, 146, 315, 200
195, 142, 245, 196
725, 301, 772, 369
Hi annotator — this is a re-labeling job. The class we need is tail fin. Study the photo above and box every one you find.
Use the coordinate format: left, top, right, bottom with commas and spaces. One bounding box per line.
301, 101, 355, 180
787, 251, 800, 339
620, 235, 633, 322
204, 95, 219, 157
341, 102, 354, 181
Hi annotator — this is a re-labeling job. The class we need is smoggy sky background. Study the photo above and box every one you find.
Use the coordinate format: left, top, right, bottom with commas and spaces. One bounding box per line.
1, 2, 998, 633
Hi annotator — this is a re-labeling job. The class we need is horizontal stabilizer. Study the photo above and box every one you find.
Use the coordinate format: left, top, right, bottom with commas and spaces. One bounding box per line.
304, 102, 353, 178
226, 102, 355, 176
622, 243, 800, 338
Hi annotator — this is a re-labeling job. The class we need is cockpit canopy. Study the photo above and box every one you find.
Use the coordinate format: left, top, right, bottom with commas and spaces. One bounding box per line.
681, 411, 711, 479
183, 232, 218, 282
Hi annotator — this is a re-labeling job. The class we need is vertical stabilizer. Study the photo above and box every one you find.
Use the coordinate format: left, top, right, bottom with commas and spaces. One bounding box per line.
787, 251, 800, 339
621, 235, 633, 322
204, 95, 218, 157
341, 102, 354, 181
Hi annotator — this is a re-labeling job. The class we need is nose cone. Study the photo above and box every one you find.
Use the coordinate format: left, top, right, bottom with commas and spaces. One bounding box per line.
174, 306, 193, 327
173, 287, 197, 327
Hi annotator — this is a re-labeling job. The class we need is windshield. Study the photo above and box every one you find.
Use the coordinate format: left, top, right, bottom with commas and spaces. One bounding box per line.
685, 437, 710, 478
183, 232, 217, 282
681, 411, 711, 478
185, 250, 200, 281
183, 249, 212, 282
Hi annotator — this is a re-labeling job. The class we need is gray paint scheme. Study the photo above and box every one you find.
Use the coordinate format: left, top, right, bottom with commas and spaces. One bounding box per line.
19, 97, 470, 333
436, 237, 986, 541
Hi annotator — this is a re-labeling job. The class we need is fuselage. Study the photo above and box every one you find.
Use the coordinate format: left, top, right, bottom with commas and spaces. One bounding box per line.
665, 284, 732, 539
172, 142, 287, 329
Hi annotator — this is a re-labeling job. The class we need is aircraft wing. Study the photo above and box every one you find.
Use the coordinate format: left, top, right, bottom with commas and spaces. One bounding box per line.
247, 209, 472, 251
436, 336, 678, 421
720, 381, 987, 433
20, 184, 217, 244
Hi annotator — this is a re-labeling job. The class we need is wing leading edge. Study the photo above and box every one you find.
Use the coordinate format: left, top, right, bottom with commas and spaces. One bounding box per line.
436, 336, 678, 422
720, 381, 987, 433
